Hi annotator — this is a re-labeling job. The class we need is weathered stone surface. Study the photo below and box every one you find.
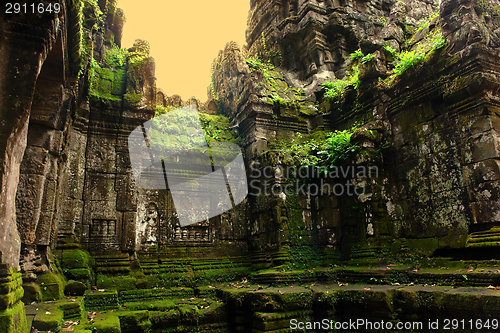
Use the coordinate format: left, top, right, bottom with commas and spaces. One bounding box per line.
2, 3, 500, 328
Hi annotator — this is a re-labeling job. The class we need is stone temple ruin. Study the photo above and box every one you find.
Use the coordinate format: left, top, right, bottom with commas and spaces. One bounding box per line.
2, 0, 500, 331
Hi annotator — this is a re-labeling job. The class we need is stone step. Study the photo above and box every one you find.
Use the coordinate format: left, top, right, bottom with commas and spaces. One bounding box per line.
94, 254, 131, 274
467, 226, 500, 247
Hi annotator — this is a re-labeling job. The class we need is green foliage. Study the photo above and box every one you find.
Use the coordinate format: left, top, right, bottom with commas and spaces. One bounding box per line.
270, 94, 287, 105
272, 128, 359, 168
393, 50, 425, 76
88, 57, 101, 95
388, 25, 446, 78
199, 113, 240, 144
261, 31, 282, 66
246, 56, 274, 73
383, 45, 397, 55
152, 106, 240, 151
416, 12, 439, 33
360, 53, 376, 64
322, 66, 360, 100
246, 32, 281, 75
292, 87, 305, 95
155, 104, 178, 116
319, 130, 359, 167
350, 49, 364, 60
429, 33, 446, 50
103, 45, 128, 69
123, 92, 143, 105
323, 80, 349, 100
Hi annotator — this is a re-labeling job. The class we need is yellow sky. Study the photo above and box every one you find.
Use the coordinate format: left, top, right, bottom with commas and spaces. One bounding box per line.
117, 0, 249, 103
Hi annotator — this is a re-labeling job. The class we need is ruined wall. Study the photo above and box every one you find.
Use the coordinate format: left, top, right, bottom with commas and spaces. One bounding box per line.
0, 1, 73, 330
2, 0, 500, 331
210, 0, 500, 262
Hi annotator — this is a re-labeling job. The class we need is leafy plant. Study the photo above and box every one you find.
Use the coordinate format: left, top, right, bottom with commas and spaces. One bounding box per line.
273, 127, 359, 168
430, 34, 446, 50
415, 12, 439, 33
323, 80, 349, 100
88, 57, 101, 95
103, 45, 127, 68
393, 50, 425, 76
246, 56, 274, 72
246, 32, 281, 74
322, 66, 360, 100
388, 23, 446, 78
319, 130, 359, 167
361, 53, 376, 64
350, 49, 364, 61
383, 45, 397, 55
293, 87, 305, 95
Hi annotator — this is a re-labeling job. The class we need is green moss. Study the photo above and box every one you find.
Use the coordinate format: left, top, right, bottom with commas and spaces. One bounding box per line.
0, 301, 27, 333
0, 271, 23, 310
198, 112, 240, 144
65, 281, 88, 296
104, 45, 128, 69
122, 299, 176, 312
123, 92, 143, 106
474, 0, 500, 17
112, 69, 127, 95
118, 310, 151, 333
88, 312, 121, 333
82, 0, 100, 29
99, 67, 115, 81
21, 283, 42, 304
32, 305, 63, 332
84, 290, 119, 311
88, 44, 130, 103
405, 238, 439, 256
67, 268, 92, 282
61, 249, 91, 269
38, 272, 65, 301
96, 275, 136, 291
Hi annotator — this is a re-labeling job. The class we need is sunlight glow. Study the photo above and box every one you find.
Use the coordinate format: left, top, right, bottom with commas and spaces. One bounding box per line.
118, 0, 249, 102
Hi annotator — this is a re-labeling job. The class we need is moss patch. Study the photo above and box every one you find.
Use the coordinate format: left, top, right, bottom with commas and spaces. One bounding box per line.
88, 312, 121, 333
61, 249, 91, 269
84, 290, 119, 311
96, 275, 136, 292
118, 310, 151, 333
38, 272, 65, 301
32, 304, 63, 332
0, 301, 28, 333
22, 282, 42, 304
65, 280, 88, 296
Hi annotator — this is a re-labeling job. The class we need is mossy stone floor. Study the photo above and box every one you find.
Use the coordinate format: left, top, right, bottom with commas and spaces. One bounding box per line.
24, 269, 500, 333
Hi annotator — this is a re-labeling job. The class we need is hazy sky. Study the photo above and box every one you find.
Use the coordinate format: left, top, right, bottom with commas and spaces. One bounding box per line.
117, 0, 249, 102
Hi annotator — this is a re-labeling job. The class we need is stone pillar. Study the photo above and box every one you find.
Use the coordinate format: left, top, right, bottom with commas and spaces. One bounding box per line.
0, 13, 49, 272
0, 264, 27, 333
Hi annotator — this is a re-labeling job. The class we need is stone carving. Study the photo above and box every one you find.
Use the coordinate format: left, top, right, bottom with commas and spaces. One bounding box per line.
136, 203, 159, 248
